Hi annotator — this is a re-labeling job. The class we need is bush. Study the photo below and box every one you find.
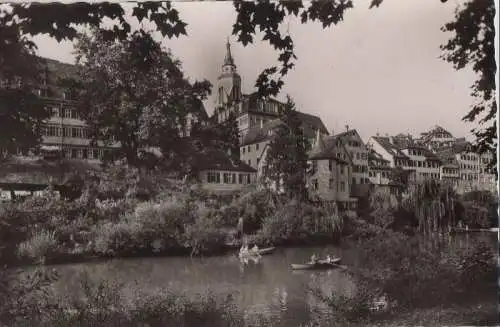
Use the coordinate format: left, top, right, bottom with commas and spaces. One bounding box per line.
92, 197, 191, 256
259, 200, 342, 245
17, 230, 60, 263
232, 189, 280, 233
3, 272, 246, 327
0, 267, 60, 326
315, 230, 497, 323
461, 201, 491, 229
183, 203, 227, 255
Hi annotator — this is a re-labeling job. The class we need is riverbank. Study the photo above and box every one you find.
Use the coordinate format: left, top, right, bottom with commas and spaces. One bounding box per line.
3, 228, 497, 327
1, 187, 347, 267
337, 299, 498, 327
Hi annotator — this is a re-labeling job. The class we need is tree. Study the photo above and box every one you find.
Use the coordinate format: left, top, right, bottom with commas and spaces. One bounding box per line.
217, 112, 240, 160
440, 0, 497, 175
2, 0, 494, 163
3, 1, 359, 98
71, 29, 211, 166
263, 96, 309, 199
0, 14, 48, 159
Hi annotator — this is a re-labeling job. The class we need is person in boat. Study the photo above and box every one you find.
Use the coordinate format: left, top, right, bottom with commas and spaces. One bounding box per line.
325, 255, 332, 263
239, 243, 249, 257
310, 254, 318, 264
251, 244, 259, 254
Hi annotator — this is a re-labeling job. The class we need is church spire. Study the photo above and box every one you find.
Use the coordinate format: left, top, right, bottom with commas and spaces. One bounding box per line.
224, 37, 235, 66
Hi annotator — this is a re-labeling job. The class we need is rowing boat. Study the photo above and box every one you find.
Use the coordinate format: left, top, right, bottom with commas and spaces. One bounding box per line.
290, 257, 342, 271
238, 246, 276, 258
257, 247, 276, 255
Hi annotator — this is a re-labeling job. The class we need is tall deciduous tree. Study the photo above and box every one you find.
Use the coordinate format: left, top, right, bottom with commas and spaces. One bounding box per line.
218, 112, 240, 160
440, 0, 497, 175
2, 0, 494, 164
4, 1, 359, 98
72, 29, 211, 166
0, 14, 48, 159
263, 96, 309, 199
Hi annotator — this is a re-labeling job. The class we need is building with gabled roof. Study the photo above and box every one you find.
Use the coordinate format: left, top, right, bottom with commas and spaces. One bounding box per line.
418, 125, 455, 150
434, 146, 460, 184
398, 144, 442, 182
239, 112, 329, 171
306, 130, 356, 209
329, 126, 370, 185
366, 136, 411, 168
194, 147, 257, 193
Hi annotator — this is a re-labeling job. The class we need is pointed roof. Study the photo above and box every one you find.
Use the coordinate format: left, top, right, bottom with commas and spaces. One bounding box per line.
223, 38, 235, 67
308, 131, 343, 161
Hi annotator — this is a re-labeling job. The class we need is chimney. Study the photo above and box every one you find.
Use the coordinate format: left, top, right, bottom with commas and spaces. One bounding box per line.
345, 124, 349, 132
260, 119, 263, 128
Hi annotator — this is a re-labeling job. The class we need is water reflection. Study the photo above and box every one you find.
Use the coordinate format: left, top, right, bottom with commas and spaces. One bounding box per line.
52, 245, 354, 326
49, 234, 496, 326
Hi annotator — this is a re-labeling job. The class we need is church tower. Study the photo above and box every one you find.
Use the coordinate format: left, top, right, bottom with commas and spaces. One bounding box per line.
215, 39, 242, 122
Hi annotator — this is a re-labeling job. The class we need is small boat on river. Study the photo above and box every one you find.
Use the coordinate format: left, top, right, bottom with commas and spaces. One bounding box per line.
290, 257, 343, 271
256, 246, 276, 255
238, 246, 276, 258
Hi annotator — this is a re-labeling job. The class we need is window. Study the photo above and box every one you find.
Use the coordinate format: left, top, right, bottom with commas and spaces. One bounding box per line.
256, 143, 259, 150
239, 174, 244, 184
242, 148, 246, 154
71, 148, 78, 159
328, 160, 333, 171
223, 173, 231, 184
352, 177, 356, 185
312, 179, 318, 190
311, 160, 318, 174
218, 87, 224, 104
51, 107, 60, 117
328, 178, 334, 190
340, 181, 346, 192
340, 166, 344, 175
247, 174, 251, 184
232, 173, 236, 184
207, 171, 219, 183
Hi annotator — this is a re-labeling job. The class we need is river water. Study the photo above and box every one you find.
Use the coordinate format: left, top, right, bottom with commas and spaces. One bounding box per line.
51, 233, 497, 326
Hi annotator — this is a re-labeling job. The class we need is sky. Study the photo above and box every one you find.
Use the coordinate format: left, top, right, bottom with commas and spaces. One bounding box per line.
31, 0, 481, 142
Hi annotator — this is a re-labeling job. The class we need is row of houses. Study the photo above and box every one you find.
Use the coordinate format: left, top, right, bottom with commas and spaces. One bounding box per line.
1, 40, 497, 206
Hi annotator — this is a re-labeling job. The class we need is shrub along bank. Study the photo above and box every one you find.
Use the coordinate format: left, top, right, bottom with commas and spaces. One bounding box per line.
310, 229, 497, 326
1, 165, 496, 266
1, 178, 346, 265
